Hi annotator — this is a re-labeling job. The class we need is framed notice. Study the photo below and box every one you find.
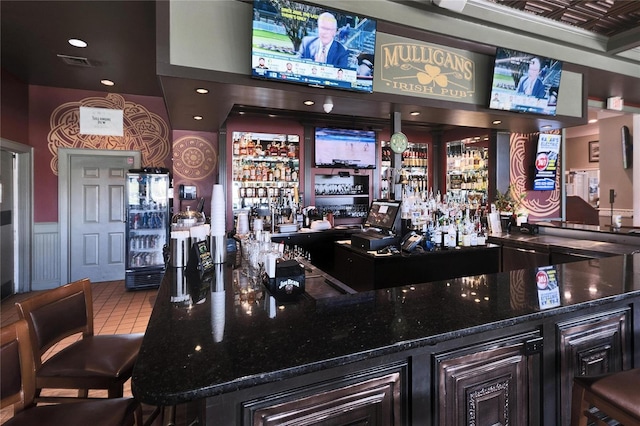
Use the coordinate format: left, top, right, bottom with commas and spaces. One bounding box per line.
588, 140, 599, 162
79, 107, 124, 136
535, 266, 561, 310
532, 133, 561, 191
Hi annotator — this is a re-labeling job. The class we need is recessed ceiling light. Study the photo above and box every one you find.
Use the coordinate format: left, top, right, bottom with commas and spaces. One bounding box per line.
588, 119, 598, 124
195, 88, 209, 94
68, 38, 87, 48
410, 111, 420, 116
541, 125, 552, 129
303, 100, 314, 106
492, 120, 501, 125
193, 115, 203, 120
100, 79, 115, 86
268, 114, 277, 118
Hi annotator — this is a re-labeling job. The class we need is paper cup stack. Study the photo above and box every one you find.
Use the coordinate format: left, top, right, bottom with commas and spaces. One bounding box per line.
210, 264, 225, 342
210, 184, 227, 263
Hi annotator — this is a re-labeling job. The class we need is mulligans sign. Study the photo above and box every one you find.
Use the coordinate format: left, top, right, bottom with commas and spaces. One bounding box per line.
375, 33, 487, 104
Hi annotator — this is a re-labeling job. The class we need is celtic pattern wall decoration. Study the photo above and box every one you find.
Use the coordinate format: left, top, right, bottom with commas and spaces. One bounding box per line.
509, 269, 527, 310
172, 135, 217, 180
510, 132, 560, 217
47, 93, 170, 175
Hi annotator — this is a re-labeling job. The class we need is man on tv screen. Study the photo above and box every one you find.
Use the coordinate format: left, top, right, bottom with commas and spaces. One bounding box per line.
516, 57, 546, 99
298, 12, 349, 69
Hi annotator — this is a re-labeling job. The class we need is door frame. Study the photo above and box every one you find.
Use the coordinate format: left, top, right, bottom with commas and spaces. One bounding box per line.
0, 138, 33, 293
58, 148, 141, 284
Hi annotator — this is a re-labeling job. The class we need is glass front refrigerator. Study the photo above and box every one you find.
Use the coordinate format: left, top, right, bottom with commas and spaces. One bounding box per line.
125, 171, 170, 290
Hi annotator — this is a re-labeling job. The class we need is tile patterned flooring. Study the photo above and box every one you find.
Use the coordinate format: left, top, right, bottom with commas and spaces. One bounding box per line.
0, 280, 159, 425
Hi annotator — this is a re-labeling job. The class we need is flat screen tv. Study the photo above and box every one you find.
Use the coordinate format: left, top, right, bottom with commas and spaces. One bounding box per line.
314, 127, 376, 169
488, 47, 563, 116
364, 200, 402, 233
622, 125, 632, 169
251, 0, 377, 93
532, 133, 561, 191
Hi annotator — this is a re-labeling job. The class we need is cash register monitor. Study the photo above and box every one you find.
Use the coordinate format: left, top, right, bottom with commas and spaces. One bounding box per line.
363, 200, 402, 234
352, 200, 402, 251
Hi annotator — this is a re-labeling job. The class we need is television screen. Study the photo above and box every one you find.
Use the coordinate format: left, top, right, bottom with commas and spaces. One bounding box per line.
251, 0, 377, 93
488, 48, 563, 116
622, 125, 632, 169
314, 127, 376, 169
364, 200, 402, 233
532, 133, 561, 191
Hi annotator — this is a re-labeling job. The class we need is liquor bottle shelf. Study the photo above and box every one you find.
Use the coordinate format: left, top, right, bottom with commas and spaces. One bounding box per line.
315, 194, 369, 198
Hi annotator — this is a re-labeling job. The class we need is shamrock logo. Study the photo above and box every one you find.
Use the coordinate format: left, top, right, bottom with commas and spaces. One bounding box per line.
417, 64, 448, 87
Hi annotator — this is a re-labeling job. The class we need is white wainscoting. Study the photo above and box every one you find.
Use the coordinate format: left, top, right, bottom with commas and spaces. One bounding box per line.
33, 222, 61, 290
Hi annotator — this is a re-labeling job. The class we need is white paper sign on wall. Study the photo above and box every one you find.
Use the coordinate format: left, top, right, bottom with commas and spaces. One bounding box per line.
79, 106, 124, 136
606, 96, 624, 111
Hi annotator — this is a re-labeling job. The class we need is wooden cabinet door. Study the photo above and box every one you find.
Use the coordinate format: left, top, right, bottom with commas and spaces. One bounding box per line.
244, 367, 404, 426
556, 308, 630, 426
435, 332, 542, 426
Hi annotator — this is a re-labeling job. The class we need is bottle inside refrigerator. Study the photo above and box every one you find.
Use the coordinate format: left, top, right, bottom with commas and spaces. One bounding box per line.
445, 140, 488, 205
125, 171, 170, 290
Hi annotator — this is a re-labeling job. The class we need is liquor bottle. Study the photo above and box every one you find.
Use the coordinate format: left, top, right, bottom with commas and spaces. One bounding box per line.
270, 142, 279, 156
239, 136, 248, 156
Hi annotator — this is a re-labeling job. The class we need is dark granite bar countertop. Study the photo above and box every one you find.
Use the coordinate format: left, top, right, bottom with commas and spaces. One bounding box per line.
131, 254, 640, 406
488, 228, 640, 257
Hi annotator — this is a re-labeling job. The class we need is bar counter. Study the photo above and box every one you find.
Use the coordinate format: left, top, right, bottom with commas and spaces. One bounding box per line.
132, 253, 640, 425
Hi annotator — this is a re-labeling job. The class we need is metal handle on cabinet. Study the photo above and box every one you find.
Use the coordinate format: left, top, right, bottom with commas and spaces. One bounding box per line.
515, 247, 538, 254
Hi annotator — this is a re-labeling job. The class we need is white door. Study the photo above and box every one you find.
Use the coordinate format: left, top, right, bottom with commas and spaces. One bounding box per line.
0, 150, 15, 298
69, 154, 130, 282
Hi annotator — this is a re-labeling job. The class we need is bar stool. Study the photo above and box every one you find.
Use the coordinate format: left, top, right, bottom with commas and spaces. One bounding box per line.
15, 278, 144, 403
570, 368, 640, 426
1, 319, 143, 425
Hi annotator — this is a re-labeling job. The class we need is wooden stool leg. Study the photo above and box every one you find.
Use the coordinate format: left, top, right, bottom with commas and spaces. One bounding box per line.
570, 382, 588, 426
164, 405, 176, 426
142, 406, 162, 426
108, 384, 124, 398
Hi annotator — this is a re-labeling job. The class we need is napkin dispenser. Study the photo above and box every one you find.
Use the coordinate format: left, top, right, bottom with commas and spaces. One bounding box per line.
264, 259, 305, 300
519, 223, 539, 234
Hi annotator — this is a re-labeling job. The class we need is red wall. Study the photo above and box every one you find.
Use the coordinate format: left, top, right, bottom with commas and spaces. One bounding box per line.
1, 69, 29, 143
3, 69, 559, 225
27, 85, 170, 222
510, 132, 561, 220
171, 129, 218, 218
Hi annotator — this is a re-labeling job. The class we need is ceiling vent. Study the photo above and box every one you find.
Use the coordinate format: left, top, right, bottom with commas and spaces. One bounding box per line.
57, 54, 94, 67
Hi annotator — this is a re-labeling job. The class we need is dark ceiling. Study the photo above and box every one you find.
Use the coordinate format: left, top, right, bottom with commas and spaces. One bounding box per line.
1, 0, 638, 135
488, 0, 640, 37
